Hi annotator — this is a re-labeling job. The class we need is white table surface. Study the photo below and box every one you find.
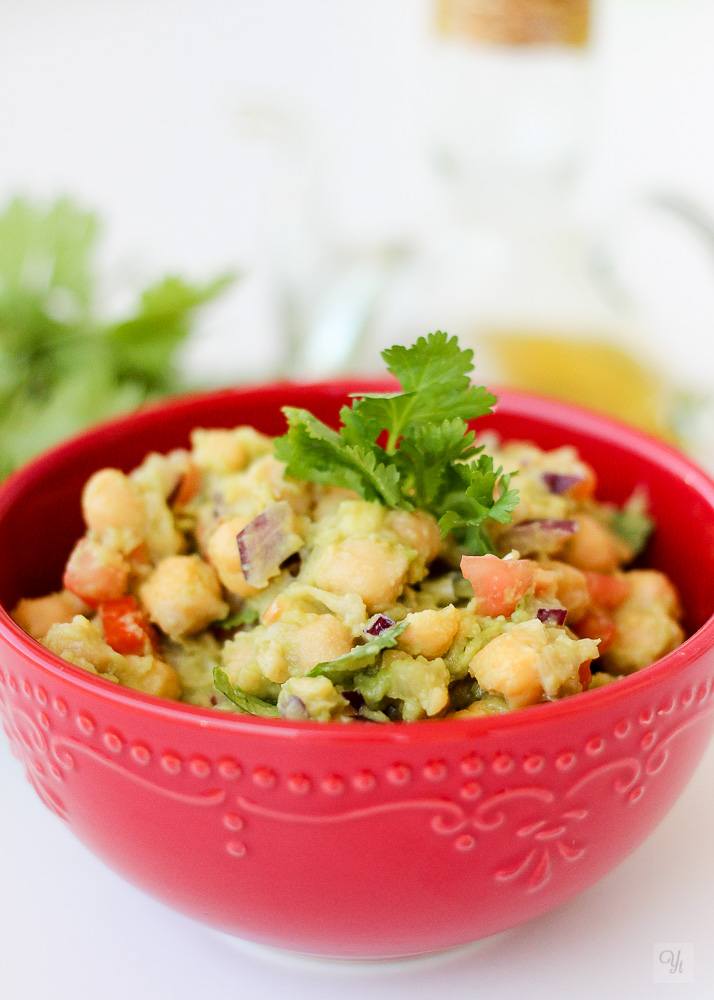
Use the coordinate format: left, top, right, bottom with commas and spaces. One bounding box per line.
1, 734, 713, 1000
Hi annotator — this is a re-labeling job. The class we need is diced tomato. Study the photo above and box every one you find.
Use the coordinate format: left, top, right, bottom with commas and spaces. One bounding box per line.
170, 463, 201, 508
570, 465, 597, 502
579, 659, 593, 691
584, 571, 628, 610
460, 554, 536, 618
99, 596, 158, 656
575, 610, 617, 655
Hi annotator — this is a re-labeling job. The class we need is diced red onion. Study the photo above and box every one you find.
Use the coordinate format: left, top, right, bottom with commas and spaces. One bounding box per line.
536, 607, 567, 626
502, 519, 577, 557
237, 501, 300, 587
279, 695, 309, 720
364, 614, 395, 637
542, 472, 583, 495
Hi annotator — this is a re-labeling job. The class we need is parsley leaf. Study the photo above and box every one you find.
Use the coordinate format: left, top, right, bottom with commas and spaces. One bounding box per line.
275, 332, 518, 551
307, 620, 408, 685
213, 667, 280, 718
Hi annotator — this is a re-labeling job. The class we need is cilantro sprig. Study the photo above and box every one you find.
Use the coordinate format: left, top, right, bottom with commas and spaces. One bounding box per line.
275, 332, 518, 553
0, 197, 234, 479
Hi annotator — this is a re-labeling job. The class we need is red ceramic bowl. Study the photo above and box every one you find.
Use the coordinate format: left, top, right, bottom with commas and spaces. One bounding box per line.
1, 382, 714, 960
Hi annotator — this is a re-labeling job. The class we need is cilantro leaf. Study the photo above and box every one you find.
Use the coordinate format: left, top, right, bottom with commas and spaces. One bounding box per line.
275, 408, 402, 507
610, 490, 654, 556
274, 331, 517, 550
0, 197, 234, 479
214, 606, 260, 631
213, 667, 280, 718
107, 273, 234, 392
307, 620, 408, 685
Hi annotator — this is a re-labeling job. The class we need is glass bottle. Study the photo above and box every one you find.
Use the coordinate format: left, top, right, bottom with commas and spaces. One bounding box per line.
351, 0, 684, 438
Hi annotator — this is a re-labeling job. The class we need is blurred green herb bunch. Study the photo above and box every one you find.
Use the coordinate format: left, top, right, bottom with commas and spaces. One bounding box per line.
0, 197, 234, 479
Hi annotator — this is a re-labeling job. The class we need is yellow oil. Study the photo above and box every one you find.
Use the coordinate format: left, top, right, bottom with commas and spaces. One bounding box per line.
483, 332, 678, 442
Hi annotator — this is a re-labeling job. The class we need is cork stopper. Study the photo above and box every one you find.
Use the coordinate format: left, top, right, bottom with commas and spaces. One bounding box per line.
436, 0, 590, 47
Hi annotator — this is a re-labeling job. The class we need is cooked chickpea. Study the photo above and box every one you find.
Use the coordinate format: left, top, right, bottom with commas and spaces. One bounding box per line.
191, 427, 273, 475
190, 429, 251, 473
293, 615, 353, 674
139, 555, 228, 638
11, 590, 88, 641
605, 607, 684, 674
562, 515, 631, 574
43, 615, 181, 699
118, 656, 182, 700
397, 606, 460, 659
277, 675, 347, 721
311, 537, 410, 614
206, 516, 259, 598
469, 626, 545, 710
82, 469, 147, 538
388, 510, 442, 566
623, 570, 682, 618
63, 538, 131, 605
469, 620, 598, 709
312, 486, 360, 521
541, 560, 590, 623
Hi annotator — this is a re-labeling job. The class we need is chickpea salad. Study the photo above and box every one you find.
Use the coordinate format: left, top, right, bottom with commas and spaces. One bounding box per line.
12, 334, 685, 722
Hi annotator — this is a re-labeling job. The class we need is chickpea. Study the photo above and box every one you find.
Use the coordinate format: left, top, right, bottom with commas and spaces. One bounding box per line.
562, 515, 631, 574
206, 516, 260, 598
293, 615, 353, 674
247, 455, 311, 515
277, 676, 348, 721
311, 537, 410, 614
12, 590, 88, 641
388, 510, 442, 566
190, 429, 251, 474
44, 615, 124, 674
373, 650, 451, 720
63, 538, 131, 605
191, 427, 272, 474
312, 486, 360, 521
258, 637, 292, 684
118, 656, 182, 701
469, 620, 598, 709
623, 570, 682, 619
469, 625, 545, 710
397, 606, 460, 659
43, 615, 181, 699
82, 469, 146, 538
139, 555, 228, 638
605, 607, 684, 675
222, 638, 264, 693
541, 560, 590, 623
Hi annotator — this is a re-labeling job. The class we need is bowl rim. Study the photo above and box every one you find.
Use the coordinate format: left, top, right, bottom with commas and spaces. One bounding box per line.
1, 380, 714, 746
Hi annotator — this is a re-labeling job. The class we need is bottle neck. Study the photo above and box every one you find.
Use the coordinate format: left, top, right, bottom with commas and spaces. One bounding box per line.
427, 0, 593, 226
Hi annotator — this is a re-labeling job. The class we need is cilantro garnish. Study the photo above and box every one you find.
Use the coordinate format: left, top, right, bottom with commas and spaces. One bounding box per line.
275, 332, 519, 553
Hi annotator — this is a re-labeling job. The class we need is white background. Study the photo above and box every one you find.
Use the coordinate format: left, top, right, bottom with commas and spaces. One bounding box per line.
1, 1, 714, 996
